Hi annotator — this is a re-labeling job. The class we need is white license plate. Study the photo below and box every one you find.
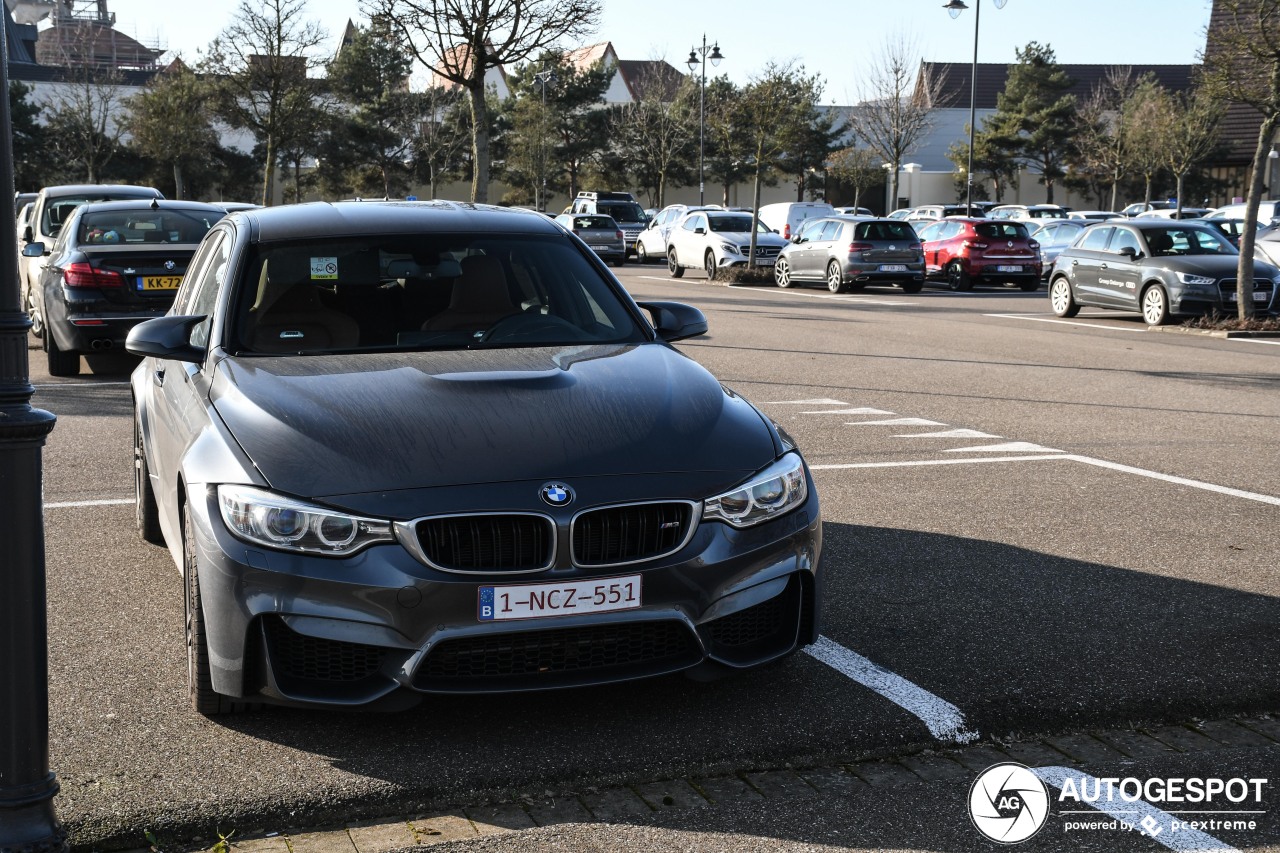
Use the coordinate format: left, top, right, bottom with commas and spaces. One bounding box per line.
996, 265, 1023, 273
879, 264, 908, 272
1226, 291, 1269, 302
478, 575, 642, 621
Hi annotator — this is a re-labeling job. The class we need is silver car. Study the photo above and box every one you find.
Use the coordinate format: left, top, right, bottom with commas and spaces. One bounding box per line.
555, 213, 626, 266
774, 216, 924, 293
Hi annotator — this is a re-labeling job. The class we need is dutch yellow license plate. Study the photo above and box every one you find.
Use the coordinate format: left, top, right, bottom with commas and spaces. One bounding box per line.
139, 276, 182, 291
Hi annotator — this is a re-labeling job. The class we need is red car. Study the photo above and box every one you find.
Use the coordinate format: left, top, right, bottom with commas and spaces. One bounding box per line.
915, 217, 1042, 291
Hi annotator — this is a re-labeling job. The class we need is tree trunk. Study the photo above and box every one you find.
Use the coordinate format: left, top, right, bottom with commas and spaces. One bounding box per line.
1235, 113, 1279, 319
173, 163, 185, 200
1109, 170, 1119, 212
1044, 177, 1055, 205
1142, 176, 1152, 207
853, 186, 862, 209
889, 166, 899, 212
262, 134, 276, 208
468, 79, 490, 204
749, 166, 763, 269
1175, 172, 1186, 219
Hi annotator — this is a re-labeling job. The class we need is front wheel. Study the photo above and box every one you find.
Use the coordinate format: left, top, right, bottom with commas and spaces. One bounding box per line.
1049, 277, 1080, 318
46, 332, 80, 377
775, 256, 793, 288
636, 242, 649, 264
900, 281, 923, 294
1142, 284, 1170, 326
826, 261, 849, 294
185, 505, 255, 716
26, 291, 44, 338
667, 248, 684, 278
947, 261, 972, 292
704, 250, 718, 281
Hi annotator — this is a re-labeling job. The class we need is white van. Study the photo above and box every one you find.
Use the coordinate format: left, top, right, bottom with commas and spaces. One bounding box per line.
1204, 201, 1280, 225
757, 202, 835, 241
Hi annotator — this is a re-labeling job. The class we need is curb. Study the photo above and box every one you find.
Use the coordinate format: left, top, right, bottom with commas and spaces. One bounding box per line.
1152, 325, 1280, 338
137, 714, 1280, 853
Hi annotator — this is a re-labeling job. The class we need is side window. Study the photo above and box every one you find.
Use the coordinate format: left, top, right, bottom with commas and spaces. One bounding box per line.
818, 220, 842, 242
1110, 229, 1141, 256
682, 215, 702, 232
1080, 226, 1114, 250
184, 232, 231, 349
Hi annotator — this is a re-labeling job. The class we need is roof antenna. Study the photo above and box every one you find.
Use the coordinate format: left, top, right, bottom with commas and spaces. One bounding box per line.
150, 198, 160, 209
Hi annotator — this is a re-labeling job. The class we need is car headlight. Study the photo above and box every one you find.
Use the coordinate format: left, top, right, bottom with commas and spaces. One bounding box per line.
218, 485, 394, 556
719, 241, 740, 255
703, 453, 808, 528
1176, 272, 1216, 286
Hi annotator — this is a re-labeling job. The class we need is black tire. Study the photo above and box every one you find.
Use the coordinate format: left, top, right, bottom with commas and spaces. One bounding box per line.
25, 291, 43, 339
185, 505, 255, 715
134, 416, 163, 545
1049, 277, 1080, 318
775, 256, 793, 288
1019, 280, 1040, 292
900, 281, 923, 294
826, 261, 849, 294
667, 248, 684, 278
1142, 284, 1170, 326
636, 242, 649, 264
46, 332, 80, 377
704, 250, 718, 281
946, 261, 973, 292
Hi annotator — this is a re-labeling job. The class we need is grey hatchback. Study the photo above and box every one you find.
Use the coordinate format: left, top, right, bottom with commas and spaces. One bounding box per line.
774, 216, 924, 293
555, 213, 626, 266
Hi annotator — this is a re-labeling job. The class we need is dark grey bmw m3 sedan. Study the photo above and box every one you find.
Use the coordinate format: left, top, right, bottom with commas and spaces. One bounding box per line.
127, 200, 823, 714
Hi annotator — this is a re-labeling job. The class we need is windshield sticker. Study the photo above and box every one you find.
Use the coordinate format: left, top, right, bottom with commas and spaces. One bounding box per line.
310, 257, 338, 280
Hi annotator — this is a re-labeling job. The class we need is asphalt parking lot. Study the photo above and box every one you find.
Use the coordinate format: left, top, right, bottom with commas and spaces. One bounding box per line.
29, 265, 1280, 851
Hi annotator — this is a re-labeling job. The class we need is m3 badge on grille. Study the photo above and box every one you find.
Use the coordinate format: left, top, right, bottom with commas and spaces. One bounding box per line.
540, 482, 574, 506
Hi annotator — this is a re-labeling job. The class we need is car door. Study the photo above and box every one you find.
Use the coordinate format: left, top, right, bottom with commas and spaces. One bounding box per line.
1098, 226, 1144, 307
670, 213, 704, 267
790, 218, 828, 278
914, 221, 946, 275
1065, 225, 1114, 305
144, 229, 232, 545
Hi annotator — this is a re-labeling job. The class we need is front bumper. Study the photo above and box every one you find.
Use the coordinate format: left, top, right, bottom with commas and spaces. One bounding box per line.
187, 474, 824, 707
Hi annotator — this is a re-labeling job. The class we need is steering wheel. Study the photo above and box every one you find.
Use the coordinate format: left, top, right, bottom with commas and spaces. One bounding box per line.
477, 312, 589, 344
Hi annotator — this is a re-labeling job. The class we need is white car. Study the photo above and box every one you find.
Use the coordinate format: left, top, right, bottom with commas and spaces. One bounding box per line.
634, 203, 721, 264
1067, 210, 1120, 220
666, 210, 789, 280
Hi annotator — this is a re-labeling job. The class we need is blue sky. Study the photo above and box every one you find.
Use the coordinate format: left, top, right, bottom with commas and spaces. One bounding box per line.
107, 0, 1213, 103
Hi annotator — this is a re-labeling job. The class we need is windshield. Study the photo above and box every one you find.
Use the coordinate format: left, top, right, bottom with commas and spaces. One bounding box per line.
597, 201, 646, 224
707, 215, 767, 233
77, 208, 223, 244
975, 222, 1030, 239
230, 233, 648, 355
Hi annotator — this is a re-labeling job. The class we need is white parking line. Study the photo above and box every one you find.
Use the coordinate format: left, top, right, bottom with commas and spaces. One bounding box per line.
1062, 455, 1280, 507
847, 417, 947, 426
34, 381, 132, 388
1235, 338, 1280, 346
805, 635, 979, 744
1033, 767, 1241, 852
986, 312, 1150, 333
811, 455, 1069, 471
45, 498, 132, 509
895, 428, 1001, 439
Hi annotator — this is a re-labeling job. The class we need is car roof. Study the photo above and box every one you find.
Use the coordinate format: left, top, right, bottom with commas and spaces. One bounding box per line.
72, 199, 226, 214
37, 184, 163, 198
238, 200, 565, 242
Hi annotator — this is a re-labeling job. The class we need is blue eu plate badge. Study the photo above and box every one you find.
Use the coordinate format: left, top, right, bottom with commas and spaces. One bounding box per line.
478, 586, 496, 621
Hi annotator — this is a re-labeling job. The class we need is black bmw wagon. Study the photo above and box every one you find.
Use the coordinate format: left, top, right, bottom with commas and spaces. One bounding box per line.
127, 201, 824, 714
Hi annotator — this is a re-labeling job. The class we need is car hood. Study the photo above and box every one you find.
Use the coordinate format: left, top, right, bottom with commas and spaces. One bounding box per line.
717, 231, 787, 245
210, 343, 777, 499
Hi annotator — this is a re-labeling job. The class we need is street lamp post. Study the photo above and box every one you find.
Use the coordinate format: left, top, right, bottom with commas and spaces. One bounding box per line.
944, 0, 1008, 212
687, 35, 723, 206
0, 11, 66, 853
533, 70, 558, 213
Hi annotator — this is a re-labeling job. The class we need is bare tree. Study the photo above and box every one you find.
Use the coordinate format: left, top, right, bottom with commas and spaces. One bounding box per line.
1160, 89, 1225, 218
366, 0, 601, 203
607, 67, 696, 208
847, 35, 943, 210
1122, 77, 1169, 207
125, 64, 220, 199
201, 0, 328, 206
826, 146, 882, 210
43, 65, 126, 183
1070, 66, 1140, 211
1200, 0, 1280, 318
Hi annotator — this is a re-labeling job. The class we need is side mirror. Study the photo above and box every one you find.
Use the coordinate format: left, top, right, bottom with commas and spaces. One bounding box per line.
636, 300, 707, 343
22, 242, 45, 257
22, 225, 33, 243
694, 227, 706, 235
125, 315, 208, 363
1118, 246, 1138, 260
792, 235, 804, 244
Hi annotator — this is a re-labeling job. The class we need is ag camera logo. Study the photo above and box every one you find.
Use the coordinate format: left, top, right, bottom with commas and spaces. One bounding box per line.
969, 763, 1050, 844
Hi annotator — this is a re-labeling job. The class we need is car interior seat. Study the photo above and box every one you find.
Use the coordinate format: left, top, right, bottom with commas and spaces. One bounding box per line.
1148, 233, 1174, 255
421, 254, 520, 332
248, 252, 361, 352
